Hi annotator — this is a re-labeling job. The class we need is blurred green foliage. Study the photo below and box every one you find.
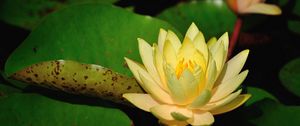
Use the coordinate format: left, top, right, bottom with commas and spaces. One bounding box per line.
279, 58, 300, 97
158, 0, 236, 39
0, 0, 119, 30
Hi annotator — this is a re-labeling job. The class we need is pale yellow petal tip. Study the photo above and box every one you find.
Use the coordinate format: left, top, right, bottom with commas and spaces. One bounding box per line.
240, 69, 249, 80
272, 6, 282, 15
124, 57, 131, 63
263, 5, 282, 15
160, 28, 167, 32
241, 94, 252, 103
224, 32, 229, 37
190, 22, 197, 28
263, 7, 282, 15
243, 49, 250, 54
245, 94, 252, 99
122, 93, 130, 98
137, 38, 146, 44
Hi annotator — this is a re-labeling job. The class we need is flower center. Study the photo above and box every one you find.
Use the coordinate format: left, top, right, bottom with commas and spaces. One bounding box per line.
175, 58, 196, 78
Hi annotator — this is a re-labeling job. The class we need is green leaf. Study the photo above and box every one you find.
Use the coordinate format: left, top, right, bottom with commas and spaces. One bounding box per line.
293, 0, 300, 16
248, 99, 300, 126
279, 58, 300, 97
4, 3, 181, 77
157, 0, 236, 39
0, 93, 131, 126
11, 60, 144, 104
0, 0, 119, 29
288, 20, 300, 34
245, 87, 278, 106
0, 83, 22, 97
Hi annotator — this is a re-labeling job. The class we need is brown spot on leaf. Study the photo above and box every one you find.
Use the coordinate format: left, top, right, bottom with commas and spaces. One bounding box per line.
84, 76, 88, 80
81, 86, 86, 90
127, 86, 132, 90
33, 47, 37, 53
123, 61, 129, 68
26, 77, 32, 82
62, 85, 69, 89
112, 76, 117, 81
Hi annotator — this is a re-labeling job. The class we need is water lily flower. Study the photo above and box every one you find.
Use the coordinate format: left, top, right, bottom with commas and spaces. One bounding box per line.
123, 23, 251, 126
226, 0, 282, 15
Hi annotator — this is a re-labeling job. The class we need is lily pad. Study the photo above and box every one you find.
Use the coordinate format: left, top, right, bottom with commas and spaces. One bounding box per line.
248, 99, 300, 126
288, 20, 300, 34
10, 60, 144, 104
4, 3, 180, 77
0, 92, 131, 126
0, 0, 119, 30
0, 83, 22, 97
157, 0, 236, 39
293, 0, 300, 16
279, 58, 300, 97
245, 87, 278, 106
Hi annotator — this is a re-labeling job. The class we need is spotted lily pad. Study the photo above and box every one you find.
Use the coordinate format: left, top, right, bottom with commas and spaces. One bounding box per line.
11, 60, 144, 104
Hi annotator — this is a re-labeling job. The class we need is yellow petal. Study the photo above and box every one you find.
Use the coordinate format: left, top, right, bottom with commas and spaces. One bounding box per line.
150, 105, 192, 121
242, 3, 282, 15
164, 64, 188, 105
166, 30, 182, 53
209, 32, 228, 73
193, 31, 208, 62
202, 89, 242, 110
207, 37, 217, 49
124, 57, 147, 84
123, 93, 160, 112
163, 40, 177, 68
210, 42, 225, 73
210, 70, 248, 102
138, 70, 174, 104
158, 28, 168, 53
154, 44, 169, 92
179, 68, 202, 103
205, 53, 218, 90
188, 89, 212, 109
193, 49, 207, 72
185, 22, 199, 40
187, 111, 214, 126
210, 94, 251, 115
177, 37, 196, 62
138, 38, 161, 85
216, 49, 249, 85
